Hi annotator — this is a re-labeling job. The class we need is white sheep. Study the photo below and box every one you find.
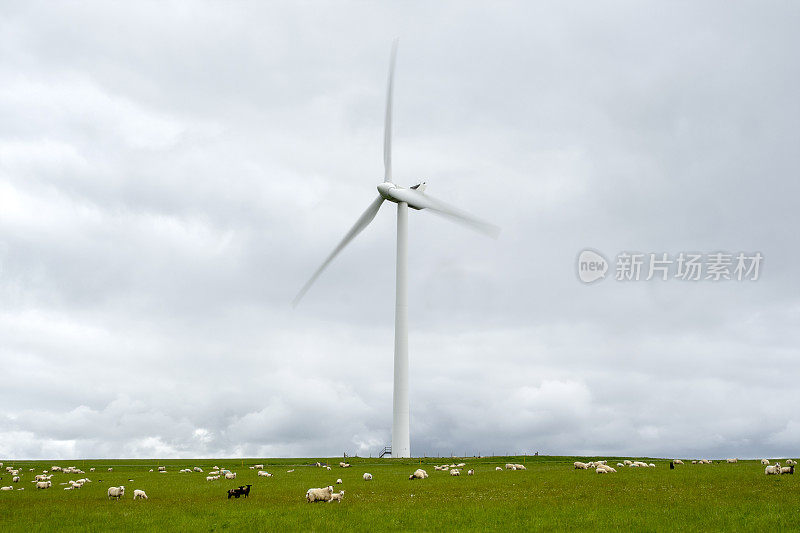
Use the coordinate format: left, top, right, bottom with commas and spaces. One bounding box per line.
495, 466, 502, 471
107, 486, 125, 499
257, 471, 271, 477
505, 463, 515, 470
574, 462, 589, 470
206, 475, 219, 481
450, 469, 460, 476
89, 468, 95, 472
133, 489, 148, 500
623, 460, 633, 466
329, 490, 345, 502
765, 465, 781, 475
254, 464, 264, 469
761, 459, 770, 465
194, 467, 203, 472
648, 463, 656, 468
225, 472, 237, 480
363, 473, 373, 481
457, 463, 466, 467
514, 464, 526, 470
409, 469, 428, 480
108, 468, 113, 472
726, 458, 738, 463
596, 464, 616, 473
36, 481, 51, 489
468, 469, 475, 475
786, 459, 797, 466
12, 476, 19, 483
1, 486, 13, 491
287, 469, 295, 473
336, 478, 343, 484
673, 460, 684, 465
326, 466, 331, 470
306, 486, 334, 502
779, 466, 794, 475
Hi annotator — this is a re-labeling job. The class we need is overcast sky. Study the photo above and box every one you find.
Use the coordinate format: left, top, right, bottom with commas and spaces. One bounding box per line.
1, 1, 799, 460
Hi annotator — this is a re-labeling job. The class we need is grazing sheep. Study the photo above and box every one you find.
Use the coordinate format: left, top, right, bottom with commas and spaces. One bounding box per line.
36, 481, 51, 489
648, 463, 656, 468
617, 463, 624, 468
329, 490, 345, 502
12, 477, 19, 483
225, 472, 237, 480
336, 479, 343, 484
450, 469, 460, 476
287, 469, 295, 473
206, 476, 219, 481
363, 473, 373, 481
107, 468, 113, 472
133, 489, 148, 500
1, 486, 13, 490
761, 459, 770, 465
596, 464, 616, 473
765, 465, 781, 475
194, 467, 203, 472
227, 485, 252, 499
306, 486, 334, 503
468, 469, 475, 475
786, 459, 797, 466
574, 462, 589, 470
505, 464, 515, 470
495, 466, 502, 471
326, 466, 331, 470
623, 460, 633, 466
673, 460, 684, 465
107, 486, 125, 499
780, 466, 794, 475
457, 463, 466, 468
514, 464, 526, 470
726, 458, 738, 463
257, 471, 271, 477
254, 464, 264, 469
409, 469, 428, 480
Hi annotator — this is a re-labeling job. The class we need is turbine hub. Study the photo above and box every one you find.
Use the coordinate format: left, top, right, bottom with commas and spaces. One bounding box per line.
377, 181, 396, 201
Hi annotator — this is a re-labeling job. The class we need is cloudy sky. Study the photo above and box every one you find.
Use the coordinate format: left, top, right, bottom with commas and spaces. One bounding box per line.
1, 1, 798, 460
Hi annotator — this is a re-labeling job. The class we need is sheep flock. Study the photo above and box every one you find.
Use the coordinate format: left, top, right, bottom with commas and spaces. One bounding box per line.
1, 456, 796, 506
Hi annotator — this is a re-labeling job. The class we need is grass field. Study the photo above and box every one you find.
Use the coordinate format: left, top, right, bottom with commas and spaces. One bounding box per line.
1, 456, 798, 531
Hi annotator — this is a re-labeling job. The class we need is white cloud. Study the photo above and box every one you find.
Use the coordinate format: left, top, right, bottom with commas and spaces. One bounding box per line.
0, 1, 798, 460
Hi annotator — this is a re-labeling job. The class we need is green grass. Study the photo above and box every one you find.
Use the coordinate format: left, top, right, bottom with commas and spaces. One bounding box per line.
0, 456, 797, 531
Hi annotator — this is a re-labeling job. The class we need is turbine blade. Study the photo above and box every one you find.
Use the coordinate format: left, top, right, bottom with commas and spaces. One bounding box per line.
293, 196, 385, 306
387, 187, 500, 238
384, 39, 398, 183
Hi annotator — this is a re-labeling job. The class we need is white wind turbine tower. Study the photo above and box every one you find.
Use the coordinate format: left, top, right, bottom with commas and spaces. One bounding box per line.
294, 41, 498, 458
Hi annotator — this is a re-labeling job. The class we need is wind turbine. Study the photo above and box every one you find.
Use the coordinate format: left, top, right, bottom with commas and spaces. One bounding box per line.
294, 41, 498, 458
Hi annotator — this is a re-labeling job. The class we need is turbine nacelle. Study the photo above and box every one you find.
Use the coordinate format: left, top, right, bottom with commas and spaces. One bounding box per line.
378, 181, 423, 210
